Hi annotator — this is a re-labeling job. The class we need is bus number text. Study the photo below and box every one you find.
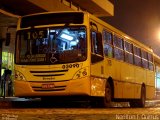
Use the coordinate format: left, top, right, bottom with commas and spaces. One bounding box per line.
62, 64, 79, 69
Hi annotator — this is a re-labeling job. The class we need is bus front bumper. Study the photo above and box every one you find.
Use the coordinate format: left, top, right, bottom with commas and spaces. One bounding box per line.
14, 77, 91, 97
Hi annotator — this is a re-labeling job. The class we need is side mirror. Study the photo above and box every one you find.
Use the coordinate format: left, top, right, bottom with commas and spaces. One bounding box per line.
5, 33, 11, 46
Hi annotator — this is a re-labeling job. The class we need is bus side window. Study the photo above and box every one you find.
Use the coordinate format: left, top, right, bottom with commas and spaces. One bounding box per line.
91, 30, 104, 63
103, 30, 113, 58
113, 35, 124, 61
148, 53, 154, 71
133, 46, 142, 67
91, 31, 103, 56
141, 50, 149, 69
124, 41, 133, 64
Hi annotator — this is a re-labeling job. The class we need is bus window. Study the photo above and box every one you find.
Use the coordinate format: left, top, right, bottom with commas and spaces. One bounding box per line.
141, 50, 149, 69
113, 35, 124, 61
91, 31, 103, 56
113, 35, 123, 48
148, 53, 153, 62
124, 41, 133, 64
124, 41, 132, 52
148, 53, 154, 71
91, 30, 104, 63
103, 30, 113, 58
133, 46, 141, 66
149, 62, 154, 71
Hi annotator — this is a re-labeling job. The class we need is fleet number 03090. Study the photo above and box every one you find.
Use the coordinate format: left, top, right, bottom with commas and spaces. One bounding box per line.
62, 63, 80, 69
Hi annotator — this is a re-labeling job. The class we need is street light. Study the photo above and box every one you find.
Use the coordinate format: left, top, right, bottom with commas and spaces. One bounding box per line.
158, 31, 160, 40
157, 28, 160, 41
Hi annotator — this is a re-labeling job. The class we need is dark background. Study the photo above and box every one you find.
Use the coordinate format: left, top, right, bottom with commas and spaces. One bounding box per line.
105, 0, 160, 56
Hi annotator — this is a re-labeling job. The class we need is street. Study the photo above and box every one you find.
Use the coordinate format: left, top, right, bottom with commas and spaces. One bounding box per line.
0, 99, 160, 120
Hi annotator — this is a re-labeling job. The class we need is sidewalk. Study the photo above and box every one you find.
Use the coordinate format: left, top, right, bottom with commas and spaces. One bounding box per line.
0, 97, 28, 101
0, 97, 41, 108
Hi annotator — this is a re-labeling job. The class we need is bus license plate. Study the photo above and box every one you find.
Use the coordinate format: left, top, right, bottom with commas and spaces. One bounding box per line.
42, 84, 55, 89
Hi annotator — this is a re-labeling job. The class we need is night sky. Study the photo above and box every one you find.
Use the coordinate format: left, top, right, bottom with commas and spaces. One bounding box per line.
102, 0, 160, 56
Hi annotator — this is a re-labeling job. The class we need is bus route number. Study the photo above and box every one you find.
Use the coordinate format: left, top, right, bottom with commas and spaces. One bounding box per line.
62, 64, 79, 69
27, 30, 47, 40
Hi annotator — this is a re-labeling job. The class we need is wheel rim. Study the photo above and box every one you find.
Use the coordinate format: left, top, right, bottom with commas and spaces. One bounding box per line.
105, 83, 111, 102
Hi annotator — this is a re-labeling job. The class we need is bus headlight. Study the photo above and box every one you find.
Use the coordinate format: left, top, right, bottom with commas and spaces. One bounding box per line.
73, 67, 88, 80
15, 70, 26, 81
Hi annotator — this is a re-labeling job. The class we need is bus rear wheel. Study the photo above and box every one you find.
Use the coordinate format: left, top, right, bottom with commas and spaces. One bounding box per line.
138, 85, 146, 107
130, 85, 146, 108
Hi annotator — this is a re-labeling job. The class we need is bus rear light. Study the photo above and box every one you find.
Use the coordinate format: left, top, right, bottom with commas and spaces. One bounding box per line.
15, 70, 26, 81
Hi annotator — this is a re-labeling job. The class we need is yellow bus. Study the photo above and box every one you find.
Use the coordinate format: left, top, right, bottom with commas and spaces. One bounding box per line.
14, 11, 155, 107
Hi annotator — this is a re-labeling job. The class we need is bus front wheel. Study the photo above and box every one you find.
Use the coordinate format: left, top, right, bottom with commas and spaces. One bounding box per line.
90, 82, 112, 108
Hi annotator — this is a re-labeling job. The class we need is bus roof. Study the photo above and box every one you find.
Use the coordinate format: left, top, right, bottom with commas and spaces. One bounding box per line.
20, 11, 84, 18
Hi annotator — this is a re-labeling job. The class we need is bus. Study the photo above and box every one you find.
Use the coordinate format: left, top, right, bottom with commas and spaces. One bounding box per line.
14, 11, 155, 107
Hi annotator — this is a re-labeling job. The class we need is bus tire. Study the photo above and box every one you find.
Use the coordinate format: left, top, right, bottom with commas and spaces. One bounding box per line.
129, 101, 136, 107
90, 82, 112, 108
90, 97, 103, 108
138, 85, 146, 107
129, 85, 146, 108
103, 81, 112, 107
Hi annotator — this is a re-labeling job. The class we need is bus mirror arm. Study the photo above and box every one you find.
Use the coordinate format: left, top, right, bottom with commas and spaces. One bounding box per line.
5, 25, 17, 46
5, 33, 11, 46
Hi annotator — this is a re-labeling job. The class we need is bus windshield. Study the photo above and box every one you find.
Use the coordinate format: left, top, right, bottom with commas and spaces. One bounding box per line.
15, 26, 87, 65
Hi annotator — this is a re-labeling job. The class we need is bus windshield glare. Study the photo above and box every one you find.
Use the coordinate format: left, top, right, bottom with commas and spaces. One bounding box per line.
15, 26, 87, 65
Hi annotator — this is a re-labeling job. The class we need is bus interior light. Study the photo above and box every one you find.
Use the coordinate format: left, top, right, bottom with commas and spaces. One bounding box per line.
70, 41, 78, 46
60, 33, 74, 41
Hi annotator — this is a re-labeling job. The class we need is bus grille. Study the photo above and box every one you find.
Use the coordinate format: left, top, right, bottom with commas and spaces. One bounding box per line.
32, 85, 66, 92
30, 70, 68, 77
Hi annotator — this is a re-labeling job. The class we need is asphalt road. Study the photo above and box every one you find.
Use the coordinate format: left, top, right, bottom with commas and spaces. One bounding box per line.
0, 99, 160, 120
